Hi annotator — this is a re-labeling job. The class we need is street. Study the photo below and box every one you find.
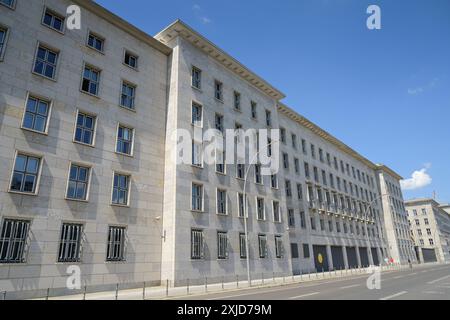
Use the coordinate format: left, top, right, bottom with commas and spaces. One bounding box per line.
171, 263, 450, 300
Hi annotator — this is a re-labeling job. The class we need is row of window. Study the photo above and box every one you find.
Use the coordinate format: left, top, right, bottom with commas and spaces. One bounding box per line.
0, 219, 127, 263
190, 229, 284, 260
10, 152, 131, 206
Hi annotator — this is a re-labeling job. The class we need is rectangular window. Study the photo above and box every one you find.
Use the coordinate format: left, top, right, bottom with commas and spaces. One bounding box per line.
310, 144, 316, 158
251, 101, 257, 119
191, 229, 204, 259
217, 189, 227, 215
265, 110, 272, 127
234, 91, 241, 110
303, 244, 310, 258
283, 153, 289, 170
285, 180, 292, 197
0, 219, 30, 263
237, 164, 245, 179
300, 211, 306, 229
124, 50, 138, 69
215, 149, 225, 174
192, 141, 203, 167
0, 0, 15, 9
22, 95, 50, 133
271, 174, 278, 189
42, 8, 65, 32
192, 66, 202, 89
256, 197, 265, 220
0, 26, 7, 60
112, 173, 130, 206
120, 81, 136, 110
254, 164, 262, 184
273, 201, 281, 222
192, 183, 203, 211
106, 226, 126, 262
280, 128, 286, 144
239, 233, 247, 259
258, 235, 268, 258
238, 193, 245, 218
74, 111, 96, 145
336, 221, 341, 233
10, 153, 41, 194
311, 217, 316, 230
294, 158, 300, 174
297, 183, 303, 200
215, 113, 224, 133
304, 162, 310, 179
275, 236, 283, 258
33, 45, 58, 79
214, 80, 223, 101
291, 243, 299, 259
301, 139, 307, 154
116, 125, 134, 155
58, 223, 83, 262
319, 148, 324, 162
66, 164, 90, 201
81, 65, 100, 96
191, 102, 202, 127
217, 232, 228, 259
87, 32, 104, 52
292, 134, 297, 149
288, 209, 295, 227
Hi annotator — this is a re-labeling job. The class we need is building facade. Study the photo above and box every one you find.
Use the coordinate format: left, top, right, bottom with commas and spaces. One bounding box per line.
0, 0, 415, 297
406, 199, 450, 263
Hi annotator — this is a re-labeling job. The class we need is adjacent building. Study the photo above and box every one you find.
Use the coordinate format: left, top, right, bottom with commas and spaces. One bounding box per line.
406, 199, 450, 263
0, 0, 417, 297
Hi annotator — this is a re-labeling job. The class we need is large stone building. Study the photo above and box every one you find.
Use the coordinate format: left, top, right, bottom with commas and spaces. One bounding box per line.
405, 199, 450, 263
0, 0, 414, 297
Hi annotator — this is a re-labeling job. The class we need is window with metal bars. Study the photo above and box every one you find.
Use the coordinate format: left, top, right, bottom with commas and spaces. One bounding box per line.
217, 232, 228, 259
58, 223, 83, 263
106, 226, 126, 261
275, 236, 283, 258
191, 229, 204, 259
0, 219, 30, 263
258, 235, 268, 258
239, 233, 247, 259
238, 193, 245, 218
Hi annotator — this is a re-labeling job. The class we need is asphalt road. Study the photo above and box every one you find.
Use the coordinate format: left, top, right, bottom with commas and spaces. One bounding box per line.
172, 263, 450, 300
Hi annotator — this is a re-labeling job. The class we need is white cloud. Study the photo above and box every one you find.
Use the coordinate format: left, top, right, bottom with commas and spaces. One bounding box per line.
192, 4, 212, 24
400, 166, 432, 190
407, 78, 438, 95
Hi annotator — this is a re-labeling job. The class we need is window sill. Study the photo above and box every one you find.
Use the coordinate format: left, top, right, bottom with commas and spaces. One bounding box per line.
32, 71, 57, 82
80, 89, 100, 99
8, 190, 38, 196
214, 98, 224, 104
122, 62, 139, 71
191, 86, 202, 93
216, 171, 227, 176
216, 213, 229, 217
115, 151, 134, 158
41, 23, 65, 35
191, 164, 204, 169
111, 203, 130, 208
119, 105, 137, 113
73, 140, 95, 148
21, 126, 49, 136
65, 197, 89, 203
86, 45, 105, 55
191, 209, 204, 214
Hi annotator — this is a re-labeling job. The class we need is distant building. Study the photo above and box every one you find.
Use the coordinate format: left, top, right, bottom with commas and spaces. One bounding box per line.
405, 199, 450, 263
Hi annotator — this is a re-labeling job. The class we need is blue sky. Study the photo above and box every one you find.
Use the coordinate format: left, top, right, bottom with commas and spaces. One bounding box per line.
96, 0, 450, 203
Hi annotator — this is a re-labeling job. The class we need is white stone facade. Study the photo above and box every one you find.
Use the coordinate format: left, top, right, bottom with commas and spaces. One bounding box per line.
0, 0, 414, 297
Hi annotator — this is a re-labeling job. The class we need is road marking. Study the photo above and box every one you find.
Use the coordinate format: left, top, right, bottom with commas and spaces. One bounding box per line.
289, 292, 320, 300
423, 291, 446, 295
428, 275, 450, 285
392, 276, 404, 279
380, 291, 408, 300
340, 284, 360, 289
408, 273, 418, 276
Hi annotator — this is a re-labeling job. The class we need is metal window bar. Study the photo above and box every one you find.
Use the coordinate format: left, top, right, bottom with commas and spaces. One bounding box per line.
58, 224, 83, 263
107, 227, 126, 261
217, 232, 228, 259
239, 234, 247, 259
191, 230, 203, 259
0, 219, 30, 263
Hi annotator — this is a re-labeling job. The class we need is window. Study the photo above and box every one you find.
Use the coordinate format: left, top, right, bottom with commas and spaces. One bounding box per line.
273, 201, 281, 223
74, 111, 96, 145
234, 91, 241, 110
42, 8, 65, 32
304, 162, 310, 179
66, 164, 90, 201
294, 158, 300, 174
419, 239, 424, 246
215, 113, 224, 133
214, 80, 223, 101
320, 219, 325, 231
0, 26, 7, 60
87, 32, 104, 52
0, 0, 15, 8
191, 102, 202, 127
239, 233, 247, 259
116, 125, 134, 155
275, 236, 283, 258
58, 223, 83, 262
301, 139, 307, 154
33, 45, 58, 79
285, 180, 292, 197
254, 164, 262, 184
421, 208, 427, 215
81, 65, 100, 96
297, 184, 303, 200
237, 164, 245, 179
120, 81, 136, 109
217, 189, 227, 215
426, 228, 432, 236
258, 235, 268, 258
10, 153, 41, 194
319, 148, 324, 162
192, 141, 203, 167
291, 243, 299, 259
283, 153, 289, 170
217, 232, 228, 259
288, 209, 295, 227
192, 183, 203, 211
336, 221, 341, 233
424, 218, 429, 225
271, 174, 278, 189
265, 110, 272, 127
280, 128, 286, 144
417, 229, 423, 236
124, 51, 138, 69
0, 219, 30, 263
192, 66, 202, 89
311, 217, 316, 230
292, 134, 297, 149
106, 226, 126, 262
303, 244, 310, 258
215, 149, 225, 174
429, 238, 434, 246
22, 95, 50, 133
310, 144, 316, 158
238, 193, 245, 218
300, 211, 306, 229
112, 173, 130, 206
415, 219, 420, 226
191, 229, 204, 259
251, 101, 257, 119
256, 197, 265, 220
